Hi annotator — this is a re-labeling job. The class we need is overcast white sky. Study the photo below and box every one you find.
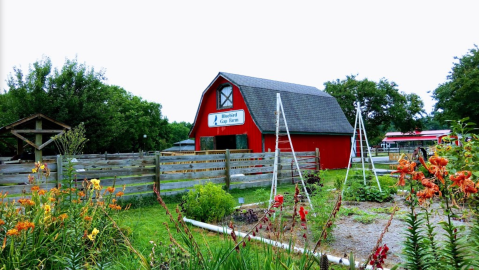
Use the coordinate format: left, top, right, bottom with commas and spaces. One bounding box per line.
1, 1, 478, 123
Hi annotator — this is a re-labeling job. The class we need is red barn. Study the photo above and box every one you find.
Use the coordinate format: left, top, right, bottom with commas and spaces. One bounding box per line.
189, 72, 354, 169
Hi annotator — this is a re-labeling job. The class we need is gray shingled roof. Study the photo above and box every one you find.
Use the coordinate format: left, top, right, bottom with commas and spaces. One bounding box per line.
191, 72, 353, 135
220, 72, 353, 135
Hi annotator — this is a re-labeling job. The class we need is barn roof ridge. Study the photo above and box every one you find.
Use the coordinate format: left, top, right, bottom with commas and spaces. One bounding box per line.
219, 72, 332, 97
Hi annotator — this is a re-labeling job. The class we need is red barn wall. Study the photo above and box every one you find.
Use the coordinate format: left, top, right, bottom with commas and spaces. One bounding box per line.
191, 77, 263, 152
264, 134, 351, 169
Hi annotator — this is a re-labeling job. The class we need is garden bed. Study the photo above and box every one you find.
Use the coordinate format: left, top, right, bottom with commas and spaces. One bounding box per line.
207, 193, 473, 269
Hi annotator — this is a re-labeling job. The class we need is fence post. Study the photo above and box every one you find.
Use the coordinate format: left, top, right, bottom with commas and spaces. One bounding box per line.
155, 152, 160, 191
56, 155, 63, 187
315, 148, 320, 171
104, 151, 108, 160
225, 149, 231, 190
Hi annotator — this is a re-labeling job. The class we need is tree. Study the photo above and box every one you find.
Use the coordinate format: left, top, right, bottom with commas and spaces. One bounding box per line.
167, 121, 192, 146
1, 57, 170, 153
323, 75, 425, 145
432, 45, 479, 125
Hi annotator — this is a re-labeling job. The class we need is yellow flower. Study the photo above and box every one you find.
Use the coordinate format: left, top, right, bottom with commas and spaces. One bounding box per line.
44, 204, 51, 213
40, 164, 45, 170
88, 228, 100, 241
90, 179, 101, 190
32, 168, 38, 173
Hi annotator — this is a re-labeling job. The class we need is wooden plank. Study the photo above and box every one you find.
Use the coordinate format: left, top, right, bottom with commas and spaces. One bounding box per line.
230, 166, 274, 175
230, 152, 275, 159
160, 178, 225, 190
160, 170, 225, 181
230, 159, 274, 167
123, 184, 154, 194
0, 172, 58, 184
280, 151, 315, 156
14, 129, 66, 134
71, 167, 156, 179
160, 161, 226, 172
0, 163, 58, 174
231, 173, 273, 183
66, 159, 155, 169
159, 154, 226, 163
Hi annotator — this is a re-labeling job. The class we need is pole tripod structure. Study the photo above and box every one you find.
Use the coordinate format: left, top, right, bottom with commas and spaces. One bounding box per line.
342, 102, 381, 195
269, 93, 315, 215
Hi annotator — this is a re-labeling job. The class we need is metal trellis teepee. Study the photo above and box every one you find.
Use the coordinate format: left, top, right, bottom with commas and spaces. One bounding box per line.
342, 102, 382, 194
268, 93, 315, 213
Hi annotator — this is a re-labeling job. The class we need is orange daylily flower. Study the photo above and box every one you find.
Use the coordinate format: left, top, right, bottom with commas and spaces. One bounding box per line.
15, 221, 35, 232
391, 159, 417, 186
449, 171, 478, 197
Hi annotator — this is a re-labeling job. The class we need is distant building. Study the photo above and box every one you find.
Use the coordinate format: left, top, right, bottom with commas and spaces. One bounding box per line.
188, 72, 354, 169
162, 139, 195, 152
382, 129, 451, 147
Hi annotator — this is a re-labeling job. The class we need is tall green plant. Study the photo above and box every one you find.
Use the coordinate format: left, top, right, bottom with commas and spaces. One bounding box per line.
53, 122, 88, 158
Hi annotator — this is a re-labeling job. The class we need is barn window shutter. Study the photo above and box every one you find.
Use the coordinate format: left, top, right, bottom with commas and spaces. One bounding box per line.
200, 136, 215, 150
235, 134, 248, 149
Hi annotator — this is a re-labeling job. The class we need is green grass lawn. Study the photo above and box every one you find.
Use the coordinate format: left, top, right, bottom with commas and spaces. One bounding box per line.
113, 169, 353, 269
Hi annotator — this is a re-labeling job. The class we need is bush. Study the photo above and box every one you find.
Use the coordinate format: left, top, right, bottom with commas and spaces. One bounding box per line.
181, 182, 235, 222
343, 174, 396, 202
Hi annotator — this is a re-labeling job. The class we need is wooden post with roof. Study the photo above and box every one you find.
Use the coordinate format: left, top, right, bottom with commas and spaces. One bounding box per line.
0, 114, 71, 162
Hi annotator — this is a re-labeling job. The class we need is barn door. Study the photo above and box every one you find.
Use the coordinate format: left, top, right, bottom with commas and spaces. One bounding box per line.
200, 136, 215, 150
235, 134, 248, 149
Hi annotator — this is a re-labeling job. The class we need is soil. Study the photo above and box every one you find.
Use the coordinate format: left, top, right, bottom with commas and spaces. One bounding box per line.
215, 194, 473, 269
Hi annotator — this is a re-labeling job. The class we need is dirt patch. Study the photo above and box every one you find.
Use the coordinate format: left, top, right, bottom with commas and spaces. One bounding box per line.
213, 194, 472, 269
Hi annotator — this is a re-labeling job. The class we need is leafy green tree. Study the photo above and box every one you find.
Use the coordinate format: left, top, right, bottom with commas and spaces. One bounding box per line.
324, 75, 425, 145
433, 45, 479, 125
1, 57, 169, 153
167, 121, 192, 146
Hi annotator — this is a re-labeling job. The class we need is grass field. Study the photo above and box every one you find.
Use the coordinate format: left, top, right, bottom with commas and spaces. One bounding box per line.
112, 169, 352, 269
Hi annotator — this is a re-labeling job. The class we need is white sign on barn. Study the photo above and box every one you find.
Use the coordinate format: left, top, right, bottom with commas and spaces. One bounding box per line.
208, 110, 245, 127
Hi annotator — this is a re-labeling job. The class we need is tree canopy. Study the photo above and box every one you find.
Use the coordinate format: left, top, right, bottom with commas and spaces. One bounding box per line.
0, 57, 188, 154
323, 75, 425, 145
433, 45, 479, 125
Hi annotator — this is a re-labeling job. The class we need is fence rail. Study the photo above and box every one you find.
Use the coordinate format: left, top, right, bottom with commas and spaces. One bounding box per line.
0, 150, 319, 201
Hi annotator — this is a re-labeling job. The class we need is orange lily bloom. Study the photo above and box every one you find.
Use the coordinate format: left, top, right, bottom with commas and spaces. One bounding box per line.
391, 159, 416, 186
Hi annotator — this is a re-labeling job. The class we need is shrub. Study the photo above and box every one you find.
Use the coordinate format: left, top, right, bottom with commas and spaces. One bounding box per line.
181, 182, 235, 222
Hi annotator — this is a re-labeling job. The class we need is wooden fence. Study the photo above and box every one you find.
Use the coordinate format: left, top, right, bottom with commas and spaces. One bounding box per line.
0, 150, 319, 202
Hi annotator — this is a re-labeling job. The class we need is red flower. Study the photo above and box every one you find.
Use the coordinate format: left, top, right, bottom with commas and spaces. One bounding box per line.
273, 194, 284, 208
299, 206, 308, 222
370, 244, 389, 269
